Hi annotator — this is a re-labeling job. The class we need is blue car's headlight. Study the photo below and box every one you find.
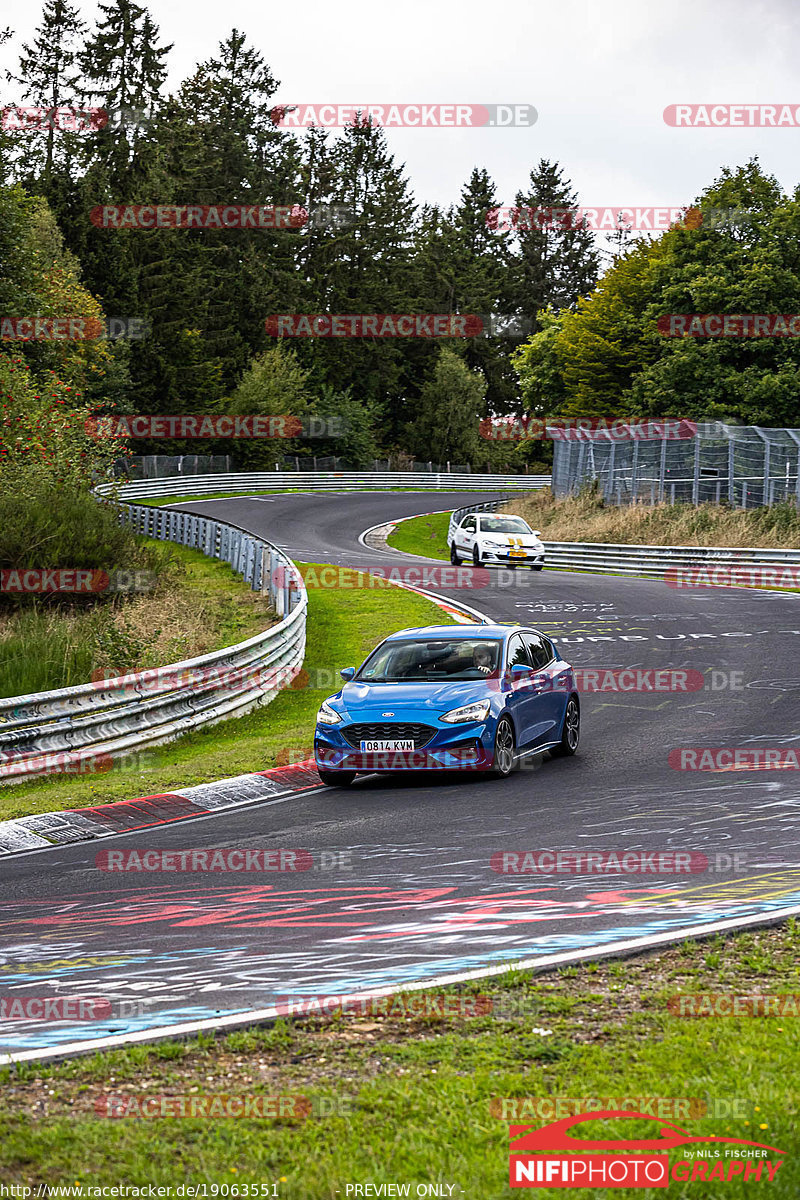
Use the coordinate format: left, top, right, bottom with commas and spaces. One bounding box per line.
316, 701, 343, 725
439, 699, 491, 724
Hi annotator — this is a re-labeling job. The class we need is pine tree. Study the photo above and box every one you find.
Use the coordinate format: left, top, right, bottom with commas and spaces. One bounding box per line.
451, 168, 520, 415
307, 118, 417, 439
79, 0, 171, 177
7, 1, 86, 184
512, 159, 599, 329
0, 27, 14, 184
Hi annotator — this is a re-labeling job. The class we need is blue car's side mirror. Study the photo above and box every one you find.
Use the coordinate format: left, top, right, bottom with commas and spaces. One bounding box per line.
339, 667, 356, 681
509, 663, 530, 677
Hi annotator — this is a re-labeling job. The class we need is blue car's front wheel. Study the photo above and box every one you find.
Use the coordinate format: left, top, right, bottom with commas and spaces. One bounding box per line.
490, 715, 518, 778
551, 697, 580, 757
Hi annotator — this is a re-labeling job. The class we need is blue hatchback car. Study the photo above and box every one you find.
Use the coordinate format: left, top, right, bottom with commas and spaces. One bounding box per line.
314, 623, 580, 786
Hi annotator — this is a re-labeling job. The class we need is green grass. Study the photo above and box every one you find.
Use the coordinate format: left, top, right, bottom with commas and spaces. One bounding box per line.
139, 489, 475, 506
0, 564, 455, 820
1, 922, 798, 1196
142, 490, 327, 505
386, 511, 451, 559
0, 542, 274, 699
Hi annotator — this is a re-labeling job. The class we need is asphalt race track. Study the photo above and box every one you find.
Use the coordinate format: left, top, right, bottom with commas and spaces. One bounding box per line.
2, 490, 800, 1062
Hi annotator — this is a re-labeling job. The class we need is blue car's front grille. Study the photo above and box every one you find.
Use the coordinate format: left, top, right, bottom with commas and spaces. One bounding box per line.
342, 723, 437, 749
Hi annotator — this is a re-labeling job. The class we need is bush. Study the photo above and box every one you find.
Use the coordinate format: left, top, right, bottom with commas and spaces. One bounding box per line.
0, 481, 176, 606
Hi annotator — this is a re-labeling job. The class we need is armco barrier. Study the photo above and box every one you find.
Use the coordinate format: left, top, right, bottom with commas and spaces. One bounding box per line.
98, 471, 551, 501
541, 540, 800, 578
447, 499, 800, 578
0, 505, 307, 783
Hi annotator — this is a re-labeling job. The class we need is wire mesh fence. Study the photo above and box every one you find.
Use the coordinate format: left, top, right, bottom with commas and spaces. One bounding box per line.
116, 455, 233, 479
552, 423, 800, 508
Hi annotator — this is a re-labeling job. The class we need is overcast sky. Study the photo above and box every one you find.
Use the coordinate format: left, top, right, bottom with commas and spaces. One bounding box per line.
3, 0, 800, 214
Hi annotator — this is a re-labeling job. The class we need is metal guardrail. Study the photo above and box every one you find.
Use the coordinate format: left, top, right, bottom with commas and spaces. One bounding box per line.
541, 540, 800, 577
447, 498, 800, 578
99, 471, 552, 500
0, 505, 307, 783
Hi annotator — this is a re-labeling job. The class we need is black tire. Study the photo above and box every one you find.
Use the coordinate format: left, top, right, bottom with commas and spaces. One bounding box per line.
318, 768, 356, 787
551, 697, 580, 757
532, 564, 544, 571
450, 542, 460, 565
472, 545, 481, 567
489, 715, 518, 778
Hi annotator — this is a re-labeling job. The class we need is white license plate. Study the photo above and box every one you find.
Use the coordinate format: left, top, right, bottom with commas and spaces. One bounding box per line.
360, 739, 414, 752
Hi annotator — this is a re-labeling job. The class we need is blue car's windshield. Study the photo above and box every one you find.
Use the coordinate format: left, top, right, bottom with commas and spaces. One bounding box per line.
358, 639, 502, 682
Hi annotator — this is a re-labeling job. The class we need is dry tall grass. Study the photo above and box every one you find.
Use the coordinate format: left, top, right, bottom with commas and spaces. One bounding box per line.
505, 488, 800, 548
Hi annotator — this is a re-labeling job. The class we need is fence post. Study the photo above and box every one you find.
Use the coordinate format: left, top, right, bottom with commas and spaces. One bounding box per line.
606, 440, 616, 501
752, 428, 770, 508
261, 546, 270, 598
692, 435, 700, 505
659, 435, 667, 502
631, 441, 639, 501
728, 434, 735, 506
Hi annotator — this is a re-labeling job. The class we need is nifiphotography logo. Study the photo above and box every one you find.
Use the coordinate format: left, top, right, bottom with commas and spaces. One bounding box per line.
508, 1110, 786, 1188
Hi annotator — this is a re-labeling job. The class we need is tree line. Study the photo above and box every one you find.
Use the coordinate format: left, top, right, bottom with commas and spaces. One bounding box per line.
1, 1, 798, 478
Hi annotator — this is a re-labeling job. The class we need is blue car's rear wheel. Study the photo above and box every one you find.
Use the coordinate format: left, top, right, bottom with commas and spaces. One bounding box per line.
318, 768, 356, 787
490, 716, 518, 777
551, 698, 580, 757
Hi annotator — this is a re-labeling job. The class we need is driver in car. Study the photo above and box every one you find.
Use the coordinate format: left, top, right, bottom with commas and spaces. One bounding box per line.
472, 644, 494, 674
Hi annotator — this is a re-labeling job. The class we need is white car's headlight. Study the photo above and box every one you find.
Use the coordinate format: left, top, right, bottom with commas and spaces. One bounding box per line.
482, 539, 503, 548
316, 701, 343, 725
440, 699, 491, 724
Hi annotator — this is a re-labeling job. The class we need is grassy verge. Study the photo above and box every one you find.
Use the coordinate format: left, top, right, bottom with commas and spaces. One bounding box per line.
386, 493, 800, 562
142, 491, 328, 506
0, 566, 454, 820
0, 542, 275, 699
509, 489, 800, 548
386, 511, 451, 559
1, 923, 797, 1196
138, 489, 492, 506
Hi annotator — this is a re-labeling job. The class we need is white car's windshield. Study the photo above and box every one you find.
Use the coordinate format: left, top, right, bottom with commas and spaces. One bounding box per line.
478, 516, 532, 534
358, 639, 502, 682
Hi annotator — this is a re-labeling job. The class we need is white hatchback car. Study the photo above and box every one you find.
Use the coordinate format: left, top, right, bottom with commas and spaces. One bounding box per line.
449, 512, 546, 569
